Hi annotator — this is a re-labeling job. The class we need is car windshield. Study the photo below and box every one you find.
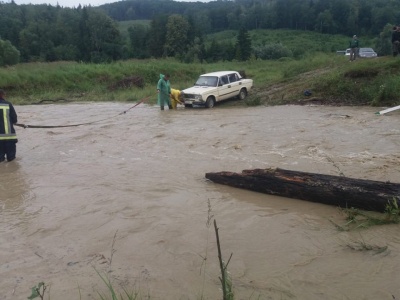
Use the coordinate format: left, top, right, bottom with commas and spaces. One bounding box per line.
360, 48, 374, 52
195, 76, 218, 87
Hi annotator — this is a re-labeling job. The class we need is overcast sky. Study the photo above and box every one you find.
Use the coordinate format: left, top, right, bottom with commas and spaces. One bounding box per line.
11, 0, 211, 8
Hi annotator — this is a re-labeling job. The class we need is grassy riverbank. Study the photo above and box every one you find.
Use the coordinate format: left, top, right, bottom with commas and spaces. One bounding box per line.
1, 54, 399, 107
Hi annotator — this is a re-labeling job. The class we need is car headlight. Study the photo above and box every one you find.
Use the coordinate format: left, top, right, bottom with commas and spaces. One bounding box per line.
194, 95, 202, 100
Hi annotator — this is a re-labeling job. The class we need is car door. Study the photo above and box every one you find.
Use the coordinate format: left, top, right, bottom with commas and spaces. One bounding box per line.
218, 74, 237, 101
228, 73, 241, 97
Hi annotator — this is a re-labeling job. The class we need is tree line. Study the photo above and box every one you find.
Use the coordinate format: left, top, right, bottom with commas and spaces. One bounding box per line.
101, 0, 400, 36
0, 0, 399, 66
0, 2, 122, 65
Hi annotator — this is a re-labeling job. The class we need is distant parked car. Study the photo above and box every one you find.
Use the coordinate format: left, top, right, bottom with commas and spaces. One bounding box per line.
358, 48, 377, 58
345, 48, 351, 56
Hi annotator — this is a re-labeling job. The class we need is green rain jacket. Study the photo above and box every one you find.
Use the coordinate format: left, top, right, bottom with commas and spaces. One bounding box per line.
157, 74, 171, 106
349, 38, 359, 48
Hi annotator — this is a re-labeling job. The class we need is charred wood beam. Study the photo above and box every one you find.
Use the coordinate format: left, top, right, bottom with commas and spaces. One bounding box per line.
205, 168, 400, 212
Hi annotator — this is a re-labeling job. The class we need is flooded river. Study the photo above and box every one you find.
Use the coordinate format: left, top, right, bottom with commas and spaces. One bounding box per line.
1, 103, 399, 300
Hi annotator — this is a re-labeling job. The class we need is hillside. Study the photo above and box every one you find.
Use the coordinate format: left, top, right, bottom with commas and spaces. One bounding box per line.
250, 55, 400, 107
1, 53, 399, 108
117, 22, 377, 55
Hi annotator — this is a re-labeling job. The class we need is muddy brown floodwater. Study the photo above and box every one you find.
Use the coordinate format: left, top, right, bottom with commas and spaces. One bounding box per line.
1, 103, 399, 300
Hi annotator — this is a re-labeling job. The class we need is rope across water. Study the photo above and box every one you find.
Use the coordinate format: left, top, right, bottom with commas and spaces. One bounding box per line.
14, 95, 152, 129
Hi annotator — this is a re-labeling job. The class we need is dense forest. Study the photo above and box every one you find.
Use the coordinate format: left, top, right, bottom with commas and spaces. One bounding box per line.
0, 0, 399, 65
101, 0, 400, 36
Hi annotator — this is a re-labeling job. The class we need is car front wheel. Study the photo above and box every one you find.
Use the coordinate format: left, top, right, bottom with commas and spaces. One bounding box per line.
205, 97, 215, 108
238, 88, 247, 100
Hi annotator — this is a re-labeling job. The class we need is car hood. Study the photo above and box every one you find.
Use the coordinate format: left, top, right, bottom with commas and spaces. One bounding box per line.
182, 86, 217, 94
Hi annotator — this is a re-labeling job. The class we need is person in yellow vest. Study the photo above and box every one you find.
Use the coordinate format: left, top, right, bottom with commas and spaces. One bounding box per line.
0, 89, 18, 162
170, 88, 184, 109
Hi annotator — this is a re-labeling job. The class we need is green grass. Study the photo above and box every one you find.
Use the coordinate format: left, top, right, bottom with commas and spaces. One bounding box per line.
27, 282, 47, 300
96, 269, 140, 300
330, 198, 400, 232
1, 53, 400, 107
311, 56, 400, 106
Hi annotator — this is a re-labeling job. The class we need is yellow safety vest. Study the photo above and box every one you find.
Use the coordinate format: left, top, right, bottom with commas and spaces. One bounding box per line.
0, 103, 17, 140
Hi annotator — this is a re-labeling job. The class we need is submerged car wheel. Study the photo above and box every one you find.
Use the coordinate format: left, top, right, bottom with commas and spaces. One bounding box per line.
238, 88, 247, 100
205, 97, 215, 108
184, 104, 193, 108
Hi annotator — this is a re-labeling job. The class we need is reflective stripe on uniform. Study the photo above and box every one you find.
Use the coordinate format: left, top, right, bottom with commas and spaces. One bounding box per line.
0, 135, 17, 140
0, 103, 17, 140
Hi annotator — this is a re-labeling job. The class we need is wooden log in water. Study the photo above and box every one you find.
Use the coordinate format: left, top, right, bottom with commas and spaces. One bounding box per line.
205, 168, 400, 212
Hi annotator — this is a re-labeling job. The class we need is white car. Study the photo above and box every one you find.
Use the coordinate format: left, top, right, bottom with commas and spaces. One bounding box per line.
182, 71, 253, 108
358, 47, 377, 58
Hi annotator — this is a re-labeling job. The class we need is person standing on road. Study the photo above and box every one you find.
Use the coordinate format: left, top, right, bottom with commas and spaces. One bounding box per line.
157, 74, 172, 110
0, 89, 18, 162
391, 26, 400, 57
349, 35, 359, 61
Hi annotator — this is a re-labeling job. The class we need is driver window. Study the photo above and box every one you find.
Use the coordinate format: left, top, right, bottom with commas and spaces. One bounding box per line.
229, 74, 237, 82
220, 76, 228, 85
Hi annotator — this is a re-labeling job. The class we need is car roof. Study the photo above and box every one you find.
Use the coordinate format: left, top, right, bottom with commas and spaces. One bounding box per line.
200, 71, 239, 77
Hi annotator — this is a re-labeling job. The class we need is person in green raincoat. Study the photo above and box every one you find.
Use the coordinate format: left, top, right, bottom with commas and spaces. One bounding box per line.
157, 74, 172, 110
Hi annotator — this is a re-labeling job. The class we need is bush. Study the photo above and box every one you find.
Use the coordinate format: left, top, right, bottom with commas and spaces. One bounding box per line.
245, 94, 263, 106
253, 43, 292, 60
0, 39, 20, 66
371, 80, 400, 106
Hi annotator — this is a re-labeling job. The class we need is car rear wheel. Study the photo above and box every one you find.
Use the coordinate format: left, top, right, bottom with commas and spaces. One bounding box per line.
238, 88, 247, 100
205, 97, 215, 108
